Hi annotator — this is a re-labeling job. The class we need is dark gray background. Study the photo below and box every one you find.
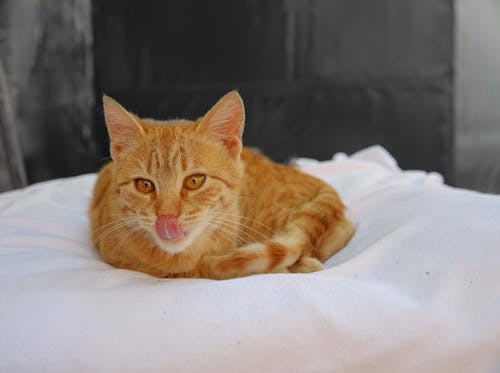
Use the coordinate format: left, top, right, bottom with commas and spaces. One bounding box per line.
1, 0, 499, 193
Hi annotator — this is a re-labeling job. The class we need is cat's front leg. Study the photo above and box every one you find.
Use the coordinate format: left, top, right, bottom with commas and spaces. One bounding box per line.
198, 252, 266, 280
197, 254, 235, 280
197, 239, 299, 280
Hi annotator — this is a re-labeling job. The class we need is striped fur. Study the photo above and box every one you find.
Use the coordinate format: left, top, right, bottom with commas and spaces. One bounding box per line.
89, 91, 355, 279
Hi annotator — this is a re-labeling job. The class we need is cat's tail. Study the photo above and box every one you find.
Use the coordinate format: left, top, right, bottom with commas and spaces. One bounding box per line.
199, 184, 353, 279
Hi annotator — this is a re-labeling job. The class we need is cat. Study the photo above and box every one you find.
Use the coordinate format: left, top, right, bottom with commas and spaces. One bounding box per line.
89, 91, 355, 280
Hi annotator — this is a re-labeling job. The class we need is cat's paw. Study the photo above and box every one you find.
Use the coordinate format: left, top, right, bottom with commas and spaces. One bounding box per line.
288, 257, 324, 273
199, 253, 250, 280
198, 255, 223, 280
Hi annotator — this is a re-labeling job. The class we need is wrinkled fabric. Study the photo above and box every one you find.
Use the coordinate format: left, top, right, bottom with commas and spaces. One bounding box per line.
0, 146, 499, 372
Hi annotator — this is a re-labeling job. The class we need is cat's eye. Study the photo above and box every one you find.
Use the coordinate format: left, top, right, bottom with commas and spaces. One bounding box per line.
135, 178, 155, 193
184, 174, 206, 190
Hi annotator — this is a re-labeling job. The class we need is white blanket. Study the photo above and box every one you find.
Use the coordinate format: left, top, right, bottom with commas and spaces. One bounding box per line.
0, 146, 499, 372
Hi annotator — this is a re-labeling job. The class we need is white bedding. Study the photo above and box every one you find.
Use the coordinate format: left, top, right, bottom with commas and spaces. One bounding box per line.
0, 146, 499, 372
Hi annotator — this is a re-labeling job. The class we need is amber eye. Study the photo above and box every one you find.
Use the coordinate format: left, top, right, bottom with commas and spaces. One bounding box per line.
135, 178, 155, 193
184, 174, 206, 190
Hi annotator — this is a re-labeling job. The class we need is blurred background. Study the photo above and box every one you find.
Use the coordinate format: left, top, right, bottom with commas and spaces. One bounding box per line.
0, 0, 499, 193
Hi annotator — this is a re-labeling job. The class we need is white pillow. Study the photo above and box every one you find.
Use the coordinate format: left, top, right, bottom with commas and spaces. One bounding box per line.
1, 146, 499, 372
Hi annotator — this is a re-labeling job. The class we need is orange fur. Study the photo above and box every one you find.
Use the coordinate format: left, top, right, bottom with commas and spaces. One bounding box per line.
89, 91, 355, 279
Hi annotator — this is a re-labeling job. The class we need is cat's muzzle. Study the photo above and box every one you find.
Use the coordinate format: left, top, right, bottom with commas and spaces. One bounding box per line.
155, 215, 186, 241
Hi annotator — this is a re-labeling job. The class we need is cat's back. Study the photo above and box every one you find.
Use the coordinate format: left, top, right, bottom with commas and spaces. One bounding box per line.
240, 147, 327, 193
239, 148, 341, 231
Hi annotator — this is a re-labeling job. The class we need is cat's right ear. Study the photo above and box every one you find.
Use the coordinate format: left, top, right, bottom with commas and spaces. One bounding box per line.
102, 95, 145, 160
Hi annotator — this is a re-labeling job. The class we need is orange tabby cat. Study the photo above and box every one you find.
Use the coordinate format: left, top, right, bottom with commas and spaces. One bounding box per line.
89, 91, 355, 279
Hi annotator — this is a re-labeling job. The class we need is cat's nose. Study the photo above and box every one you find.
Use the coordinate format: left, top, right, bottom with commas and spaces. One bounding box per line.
155, 215, 185, 241
157, 198, 180, 218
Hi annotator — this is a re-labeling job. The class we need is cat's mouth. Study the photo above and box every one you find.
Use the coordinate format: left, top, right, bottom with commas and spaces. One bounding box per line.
155, 215, 186, 242
151, 214, 210, 255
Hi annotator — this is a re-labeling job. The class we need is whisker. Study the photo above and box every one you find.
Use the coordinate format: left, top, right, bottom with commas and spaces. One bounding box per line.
215, 211, 273, 232
95, 216, 136, 232
98, 215, 136, 228
97, 156, 112, 163
181, 215, 246, 246
113, 225, 137, 252
97, 223, 134, 243
207, 216, 261, 244
96, 216, 138, 242
204, 221, 249, 246
201, 211, 272, 244
208, 215, 272, 242
210, 230, 223, 248
96, 220, 134, 241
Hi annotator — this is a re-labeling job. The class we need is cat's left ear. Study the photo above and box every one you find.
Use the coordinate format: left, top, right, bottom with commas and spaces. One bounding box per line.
197, 91, 245, 159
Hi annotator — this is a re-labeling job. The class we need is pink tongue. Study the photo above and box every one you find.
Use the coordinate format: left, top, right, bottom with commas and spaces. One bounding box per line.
155, 215, 184, 241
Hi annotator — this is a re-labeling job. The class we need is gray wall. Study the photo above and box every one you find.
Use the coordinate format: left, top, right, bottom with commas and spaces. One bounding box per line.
2, 0, 500, 193
93, 0, 454, 180
456, 0, 500, 193
0, 0, 96, 183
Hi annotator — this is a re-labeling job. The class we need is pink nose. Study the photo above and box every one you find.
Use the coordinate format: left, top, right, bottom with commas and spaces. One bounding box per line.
155, 215, 185, 241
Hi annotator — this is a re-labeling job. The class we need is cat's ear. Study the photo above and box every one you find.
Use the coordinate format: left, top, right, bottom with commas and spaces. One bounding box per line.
197, 91, 245, 158
102, 95, 145, 160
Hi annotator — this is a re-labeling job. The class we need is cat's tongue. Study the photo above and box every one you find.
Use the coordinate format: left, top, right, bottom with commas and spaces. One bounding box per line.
155, 215, 185, 241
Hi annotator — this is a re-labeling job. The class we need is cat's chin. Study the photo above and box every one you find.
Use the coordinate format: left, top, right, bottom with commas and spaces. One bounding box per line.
153, 234, 191, 254
153, 228, 203, 255
151, 218, 211, 255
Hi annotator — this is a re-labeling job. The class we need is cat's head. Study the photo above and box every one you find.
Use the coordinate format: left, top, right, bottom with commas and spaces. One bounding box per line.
102, 91, 245, 254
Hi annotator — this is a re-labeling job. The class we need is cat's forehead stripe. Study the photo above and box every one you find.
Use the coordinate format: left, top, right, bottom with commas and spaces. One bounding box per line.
145, 147, 154, 176
179, 144, 188, 172
169, 146, 183, 172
